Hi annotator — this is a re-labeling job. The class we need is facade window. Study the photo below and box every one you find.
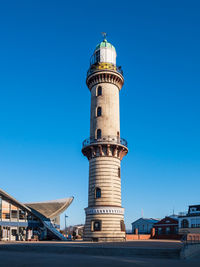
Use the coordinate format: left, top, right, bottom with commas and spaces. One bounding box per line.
92, 220, 101, 231
120, 220, 125, 232
174, 227, 178, 234
181, 219, 189, 228
97, 129, 101, 139
19, 210, 26, 221
190, 208, 196, 213
97, 107, 102, 117
97, 86, 102, 96
191, 219, 200, 228
11, 205, 18, 219
191, 219, 195, 228
95, 188, 101, 198
196, 219, 200, 228
118, 167, 121, 178
2, 200, 10, 220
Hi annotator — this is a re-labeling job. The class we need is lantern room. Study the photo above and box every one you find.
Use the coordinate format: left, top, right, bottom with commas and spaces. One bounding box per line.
90, 38, 117, 66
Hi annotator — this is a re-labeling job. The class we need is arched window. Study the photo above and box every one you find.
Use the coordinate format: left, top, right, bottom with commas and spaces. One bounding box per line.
97, 107, 102, 117
181, 219, 189, 228
97, 86, 102, 96
120, 220, 126, 232
117, 131, 120, 143
95, 187, 101, 198
97, 129, 101, 139
118, 167, 121, 178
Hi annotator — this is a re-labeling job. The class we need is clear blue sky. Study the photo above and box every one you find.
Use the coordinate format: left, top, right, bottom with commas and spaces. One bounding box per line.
0, 0, 200, 230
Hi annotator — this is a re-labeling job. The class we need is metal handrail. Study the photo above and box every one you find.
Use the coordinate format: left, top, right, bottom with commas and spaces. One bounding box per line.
82, 135, 128, 148
87, 64, 123, 77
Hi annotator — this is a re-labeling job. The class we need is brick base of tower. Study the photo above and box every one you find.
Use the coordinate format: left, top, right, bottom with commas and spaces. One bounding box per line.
83, 214, 126, 242
82, 156, 126, 242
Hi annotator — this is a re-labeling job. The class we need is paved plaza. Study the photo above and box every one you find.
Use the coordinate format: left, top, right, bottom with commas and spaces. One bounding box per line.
0, 251, 200, 267
0, 240, 200, 266
0, 239, 184, 249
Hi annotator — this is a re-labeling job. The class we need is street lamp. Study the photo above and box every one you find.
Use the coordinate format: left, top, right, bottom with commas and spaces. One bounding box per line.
65, 214, 68, 235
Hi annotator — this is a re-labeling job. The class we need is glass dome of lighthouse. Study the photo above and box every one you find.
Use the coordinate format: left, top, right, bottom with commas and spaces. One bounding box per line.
90, 35, 117, 66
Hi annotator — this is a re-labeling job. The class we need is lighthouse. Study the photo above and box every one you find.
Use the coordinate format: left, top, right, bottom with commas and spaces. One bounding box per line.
82, 36, 128, 242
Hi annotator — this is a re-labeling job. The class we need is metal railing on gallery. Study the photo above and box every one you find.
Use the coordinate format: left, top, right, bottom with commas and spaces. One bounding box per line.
87, 64, 123, 77
82, 135, 128, 149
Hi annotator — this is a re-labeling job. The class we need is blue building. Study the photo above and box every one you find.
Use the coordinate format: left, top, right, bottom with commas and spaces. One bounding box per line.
131, 218, 159, 234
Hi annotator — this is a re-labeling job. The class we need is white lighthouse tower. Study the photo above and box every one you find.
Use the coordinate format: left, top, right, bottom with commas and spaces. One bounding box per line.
82, 36, 128, 242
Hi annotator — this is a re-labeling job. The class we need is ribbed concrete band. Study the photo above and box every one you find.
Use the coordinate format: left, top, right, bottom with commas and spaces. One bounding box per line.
85, 207, 124, 215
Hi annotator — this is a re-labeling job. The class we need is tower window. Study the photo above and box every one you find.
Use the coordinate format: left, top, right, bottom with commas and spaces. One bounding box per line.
95, 187, 101, 198
97, 107, 102, 117
118, 167, 121, 178
97, 129, 101, 139
97, 86, 102, 96
91, 220, 101, 231
120, 220, 126, 232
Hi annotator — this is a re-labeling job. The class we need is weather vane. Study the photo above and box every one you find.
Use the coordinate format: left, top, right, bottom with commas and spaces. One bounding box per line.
101, 32, 107, 40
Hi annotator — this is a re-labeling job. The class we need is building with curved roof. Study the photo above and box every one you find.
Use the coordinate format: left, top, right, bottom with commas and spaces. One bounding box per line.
0, 188, 73, 241
25, 198, 74, 229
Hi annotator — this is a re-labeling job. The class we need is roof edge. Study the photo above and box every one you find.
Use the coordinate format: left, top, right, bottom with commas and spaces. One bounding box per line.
0, 188, 31, 213
50, 197, 74, 218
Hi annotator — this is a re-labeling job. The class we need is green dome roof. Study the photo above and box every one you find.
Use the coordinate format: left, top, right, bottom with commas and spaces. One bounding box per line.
95, 39, 115, 50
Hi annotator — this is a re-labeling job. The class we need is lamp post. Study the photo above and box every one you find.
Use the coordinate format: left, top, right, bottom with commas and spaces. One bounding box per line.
65, 214, 68, 236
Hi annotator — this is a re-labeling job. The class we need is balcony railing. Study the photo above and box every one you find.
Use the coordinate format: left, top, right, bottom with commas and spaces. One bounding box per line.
82, 136, 128, 149
87, 63, 123, 77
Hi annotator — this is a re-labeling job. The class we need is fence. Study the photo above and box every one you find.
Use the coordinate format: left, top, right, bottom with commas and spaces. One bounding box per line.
182, 234, 200, 245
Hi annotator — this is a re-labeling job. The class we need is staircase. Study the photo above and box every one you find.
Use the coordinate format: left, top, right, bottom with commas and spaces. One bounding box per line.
28, 207, 67, 241
42, 220, 67, 241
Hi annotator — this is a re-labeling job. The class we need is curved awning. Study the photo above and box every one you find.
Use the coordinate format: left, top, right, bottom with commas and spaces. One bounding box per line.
25, 197, 74, 219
